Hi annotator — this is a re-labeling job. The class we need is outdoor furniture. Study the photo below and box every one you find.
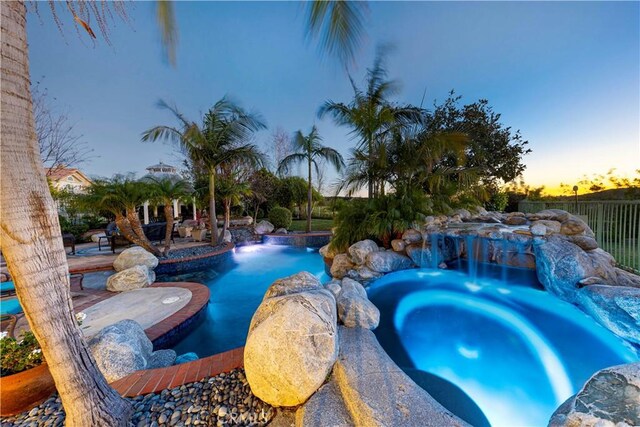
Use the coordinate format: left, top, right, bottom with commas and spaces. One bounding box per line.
99, 222, 130, 253
143, 222, 174, 245
191, 228, 208, 242
69, 273, 84, 291
62, 233, 76, 255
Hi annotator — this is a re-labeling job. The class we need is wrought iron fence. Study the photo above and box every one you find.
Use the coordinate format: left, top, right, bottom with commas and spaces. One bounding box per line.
518, 200, 640, 273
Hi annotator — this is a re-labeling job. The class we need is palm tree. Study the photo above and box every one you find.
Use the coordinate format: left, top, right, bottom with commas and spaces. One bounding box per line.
277, 126, 344, 232
0, 2, 365, 424
83, 176, 162, 257
216, 172, 252, 233
318, 49, 423, 198
144, 175, 192, 254
142, 98, 265, 244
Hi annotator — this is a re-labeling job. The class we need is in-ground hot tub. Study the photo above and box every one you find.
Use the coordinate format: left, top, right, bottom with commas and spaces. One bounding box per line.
368, 267, 638, 427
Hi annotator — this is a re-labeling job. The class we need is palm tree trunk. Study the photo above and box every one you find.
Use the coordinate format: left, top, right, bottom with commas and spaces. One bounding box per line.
223, 199, 230, 231
163, 203, 173, 254
0, 2, 132, 425
306, 156, 312, 233
209, 170, 220, 245
125, 209, 162, 257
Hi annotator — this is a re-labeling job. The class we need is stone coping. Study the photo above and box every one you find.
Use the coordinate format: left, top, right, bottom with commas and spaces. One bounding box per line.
111, 347, 245, 397
154, 243, 235, 275
157, 242, 234, 266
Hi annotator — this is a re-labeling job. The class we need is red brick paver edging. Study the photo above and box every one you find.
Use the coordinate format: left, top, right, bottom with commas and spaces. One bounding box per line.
111, 347, 245, 397
143, 282, 210, 342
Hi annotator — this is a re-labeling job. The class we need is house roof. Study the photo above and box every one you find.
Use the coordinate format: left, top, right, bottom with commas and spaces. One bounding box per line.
45, 167, 93, 185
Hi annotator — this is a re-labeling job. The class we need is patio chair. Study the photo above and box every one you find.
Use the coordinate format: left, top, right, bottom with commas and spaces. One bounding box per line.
99, 222, 130, 253
62, 233, 76, 255
143, 222, 174, 245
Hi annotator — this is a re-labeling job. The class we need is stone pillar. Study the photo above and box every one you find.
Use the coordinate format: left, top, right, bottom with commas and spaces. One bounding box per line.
153, 205, 158, 218
192, 197, 197, 220
143, 201, 150, 225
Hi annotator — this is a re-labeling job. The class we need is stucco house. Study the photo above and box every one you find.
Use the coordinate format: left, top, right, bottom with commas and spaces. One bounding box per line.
46, 167, 93, 194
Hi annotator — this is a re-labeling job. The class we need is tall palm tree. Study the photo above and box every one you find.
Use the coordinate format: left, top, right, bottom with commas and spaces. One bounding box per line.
318, 49, 423, 198
0, 2, 365, 424
144, 175, 192, 254
277, 126, 344, 232
142, 98, 265, 244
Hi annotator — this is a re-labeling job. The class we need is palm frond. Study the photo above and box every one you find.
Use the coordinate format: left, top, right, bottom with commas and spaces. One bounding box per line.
306, 0, 368, 65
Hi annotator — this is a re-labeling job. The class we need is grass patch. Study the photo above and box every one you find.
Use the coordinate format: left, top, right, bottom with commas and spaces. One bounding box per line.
288, 218, 334, 232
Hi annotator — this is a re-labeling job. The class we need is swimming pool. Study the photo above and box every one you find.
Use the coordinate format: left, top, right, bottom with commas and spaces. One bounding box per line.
368, 268, 638, 427
164, 245, 328, 356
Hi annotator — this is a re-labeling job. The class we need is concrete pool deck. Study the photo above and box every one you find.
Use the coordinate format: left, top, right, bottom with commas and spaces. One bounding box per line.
78, 287, 193, 338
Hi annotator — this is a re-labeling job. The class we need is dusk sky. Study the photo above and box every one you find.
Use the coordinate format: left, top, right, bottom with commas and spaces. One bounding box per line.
27, 1, 639, 194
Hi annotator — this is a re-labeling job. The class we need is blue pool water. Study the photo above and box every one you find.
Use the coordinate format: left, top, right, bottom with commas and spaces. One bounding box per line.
165, 245, 328, 356
368, 268, 638, 427
0, 297, 22, 315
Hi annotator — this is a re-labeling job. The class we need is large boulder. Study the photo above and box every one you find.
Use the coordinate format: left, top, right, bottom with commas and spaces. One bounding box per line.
577, 285, 640, 344
254, 220, 275, 235
549, 363, 640, 427
406, 244, 443, 268
319, 244, 338, 259
106, 265, 155, 292
337, 288, 380, 330
88, 319, 174, 382
113, 247, 159, 272
365, 251, 414, 273
346, 266, 383, 284
534, 235, 617, 302
391, 239, 406, 252
348, 240, 379, 265
330, 253, 355, 279
245, 285, 338, 407
530, 220, 562, 236
402, 229, 423, 244
616, 269, 640, 288
263, 271, 323, 300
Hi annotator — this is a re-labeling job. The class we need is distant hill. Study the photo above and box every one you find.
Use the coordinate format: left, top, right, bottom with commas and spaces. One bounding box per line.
545, 187, 639, 201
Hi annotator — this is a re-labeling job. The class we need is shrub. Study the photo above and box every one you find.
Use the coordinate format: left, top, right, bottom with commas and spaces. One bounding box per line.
330, 190, 430, 252
0, 331, 43, 376
268, 206, 293, 229
486, 191, 508, 212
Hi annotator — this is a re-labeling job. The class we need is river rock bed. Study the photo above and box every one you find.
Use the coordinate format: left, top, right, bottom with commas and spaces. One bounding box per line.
1, 369, 274, 427
165, 244, 228, 260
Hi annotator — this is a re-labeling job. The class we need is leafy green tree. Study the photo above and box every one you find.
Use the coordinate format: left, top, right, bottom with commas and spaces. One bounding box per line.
428, 91, 531, 186
319, 48, 423, 198
248, 168, 280, 223
144, 176, 192, 254
142, 98, 265, 244
277, 126, 344, 232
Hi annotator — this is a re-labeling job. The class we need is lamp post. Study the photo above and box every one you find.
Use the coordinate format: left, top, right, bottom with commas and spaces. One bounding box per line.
572, 185, 579, 213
